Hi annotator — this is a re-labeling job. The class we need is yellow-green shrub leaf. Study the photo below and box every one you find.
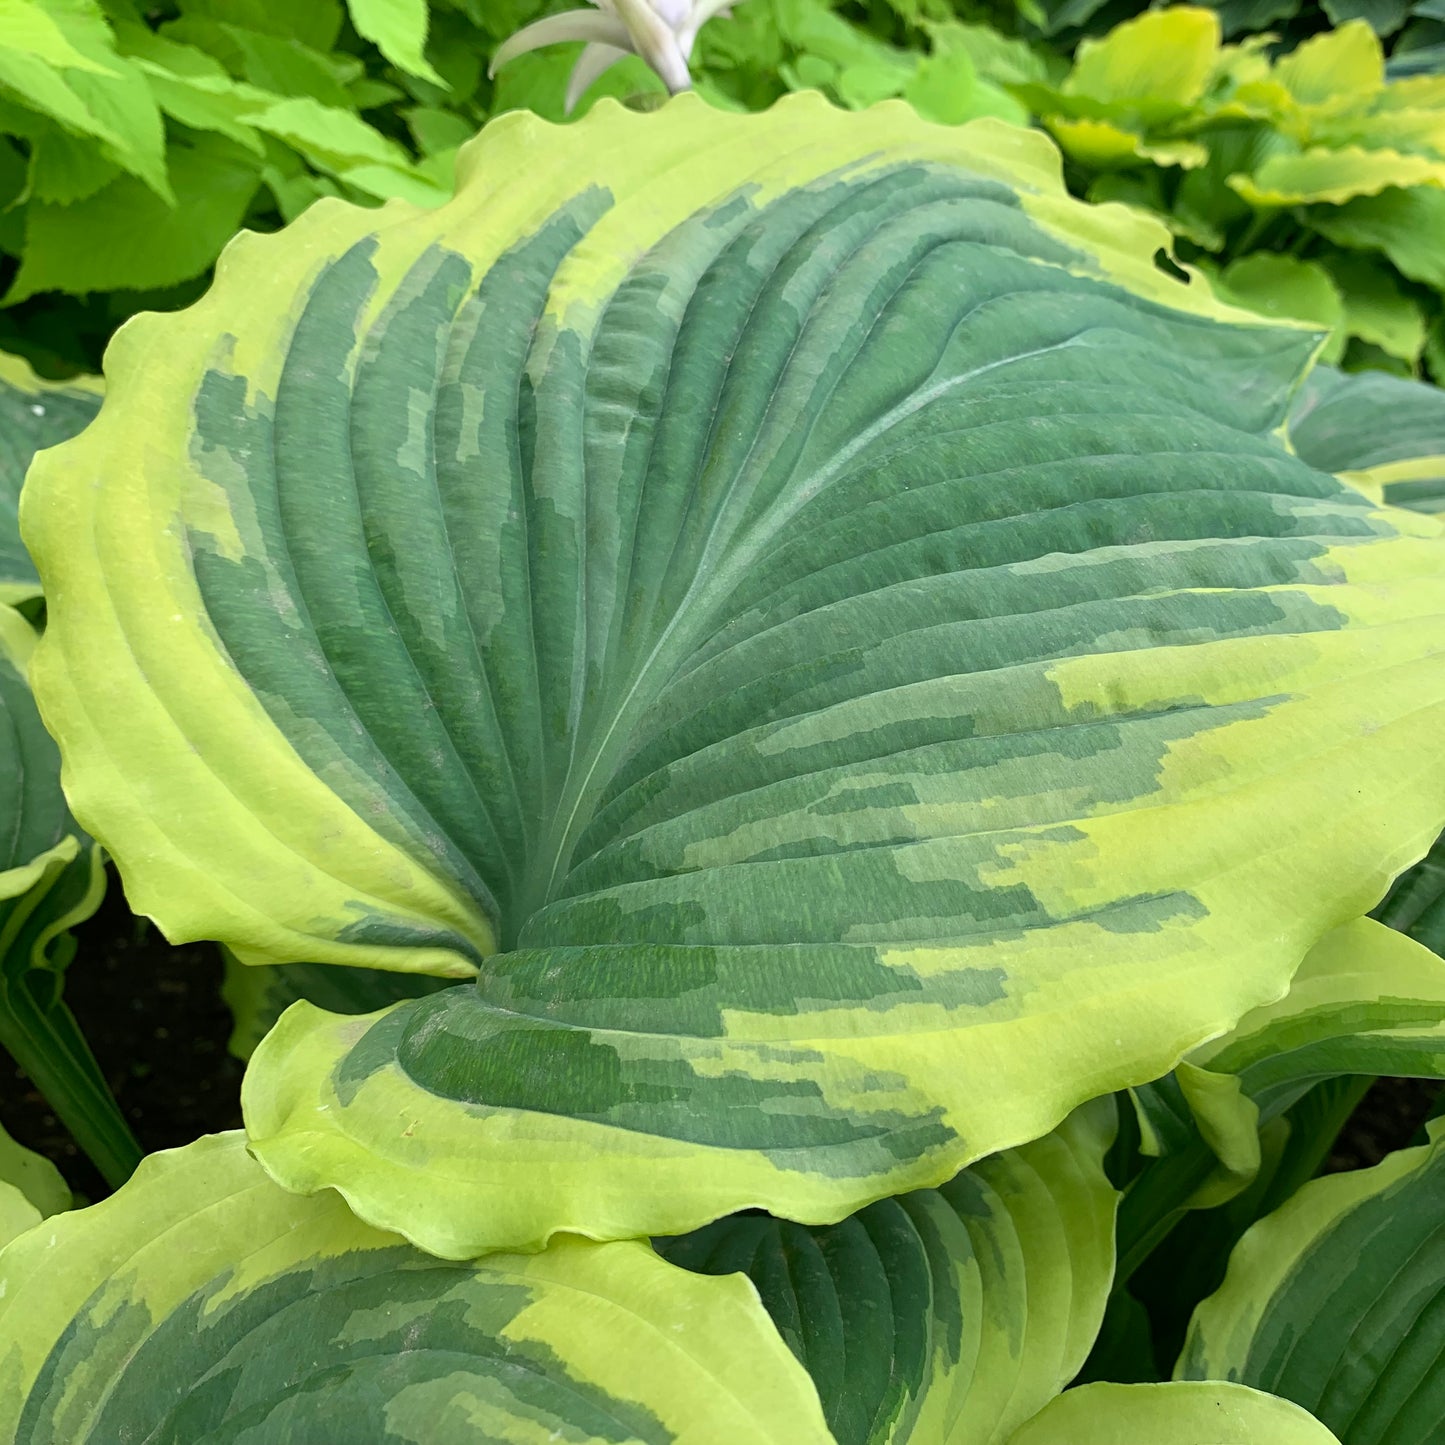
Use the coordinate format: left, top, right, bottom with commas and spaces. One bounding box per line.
1274, 21, 1385, 106
1066, 8, 1222, 112
346, 0, 446, 86
1230, 145, 1445, 205
26, 95, 1445, 1256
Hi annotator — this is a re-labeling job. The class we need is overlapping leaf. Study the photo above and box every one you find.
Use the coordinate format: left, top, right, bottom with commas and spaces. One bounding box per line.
1007, 1380, 1342, 1443
1288, 363, 1445, 512
1180, 1119, 1445, 1443
0, 1132, 833, 1444
0, 353, 101, 606
660, 1100, 1116, 1445
27, 94, 1445, 1256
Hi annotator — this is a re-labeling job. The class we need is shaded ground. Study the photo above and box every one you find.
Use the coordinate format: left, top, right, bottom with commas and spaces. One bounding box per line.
2, 879, 242, 1201
1, 877, 1440, 1201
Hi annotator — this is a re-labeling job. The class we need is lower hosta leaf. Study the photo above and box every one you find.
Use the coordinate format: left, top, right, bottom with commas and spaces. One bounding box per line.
0, 1123, 68, 1250
1180, 1119, 1445, 1444
1006, 1381, 1341, 1443
0, 352, 100, 606
220, 948, 452, 1060
26, 93, 1445, 1254
0, 606, 137, 1188
1287, 364, 1445, 513
0, 1132, 834, 1445
660, 1099, 1116, 1445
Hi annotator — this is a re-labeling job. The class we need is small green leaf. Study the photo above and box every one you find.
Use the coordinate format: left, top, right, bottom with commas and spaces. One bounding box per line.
5, 137, 260, 302
1310, 185, 1445, 290
347, 0, 447, 86
1067, 7, 1222, 112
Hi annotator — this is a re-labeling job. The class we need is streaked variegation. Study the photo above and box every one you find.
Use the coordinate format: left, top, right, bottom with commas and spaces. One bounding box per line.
0, 1131, 834, 1445
1181, 1118, 1445, 1444
1288, 364, 1445, 513
0, 353, 100, 607
661, 1099, 1116, 1445
25, 93, 1445, 1255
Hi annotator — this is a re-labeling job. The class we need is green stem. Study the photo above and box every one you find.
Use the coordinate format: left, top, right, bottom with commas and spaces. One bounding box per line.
0, 980, 141, 1190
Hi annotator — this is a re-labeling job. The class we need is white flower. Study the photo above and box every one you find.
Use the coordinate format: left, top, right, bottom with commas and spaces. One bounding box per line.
490, 0, 735, 113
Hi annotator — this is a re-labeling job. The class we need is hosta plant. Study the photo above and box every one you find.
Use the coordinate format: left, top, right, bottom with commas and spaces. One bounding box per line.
5, 92, 1445, 1439
1011, 7, 1445, 381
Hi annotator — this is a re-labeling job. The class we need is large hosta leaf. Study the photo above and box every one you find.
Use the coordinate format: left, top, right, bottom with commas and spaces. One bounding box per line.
1179, 1119, 1445, 1444
0, 352, 100, 606
660, 1099, 1116, 1445
0, 1132, 834, 1444
26, 94, 1445, 1254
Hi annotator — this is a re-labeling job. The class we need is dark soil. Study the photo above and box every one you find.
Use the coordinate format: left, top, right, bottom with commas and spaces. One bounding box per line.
1, 872, 1441, 1202
1, 876, 242, 1201
1326, 1074, 1442, 1174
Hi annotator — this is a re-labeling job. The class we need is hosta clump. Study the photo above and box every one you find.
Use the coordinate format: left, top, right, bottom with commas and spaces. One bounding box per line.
22, 93, 1445, 1274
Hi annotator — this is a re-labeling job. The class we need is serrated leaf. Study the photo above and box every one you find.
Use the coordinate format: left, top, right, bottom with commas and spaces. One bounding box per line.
1231, 145, 1445, 205
347, 0, 446, 86
5, 138, 260, 302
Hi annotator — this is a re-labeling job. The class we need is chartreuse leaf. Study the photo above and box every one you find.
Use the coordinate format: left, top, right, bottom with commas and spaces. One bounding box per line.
1287, 364, 1445, 512
0, 606, 137, 1190
1230, 146, 1445, 205
0, 1132, 833, 1445
26, 93, 1445, 1258
661, 1100, 1116, 1445
1065, 7, 1222, 115
0, 351, 101, 606
0, 1122, 67, 1249
221, 949, 450, 1060
1191, 917, 1445, 1108
1115, 918, 1445, 1280
346, 0, 447, 86
1007, 1381, 1341, 1443
1179, 1119, 1445, 1443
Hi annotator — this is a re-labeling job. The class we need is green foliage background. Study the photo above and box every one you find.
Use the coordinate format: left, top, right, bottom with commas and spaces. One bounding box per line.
8, 0, 1442, 381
